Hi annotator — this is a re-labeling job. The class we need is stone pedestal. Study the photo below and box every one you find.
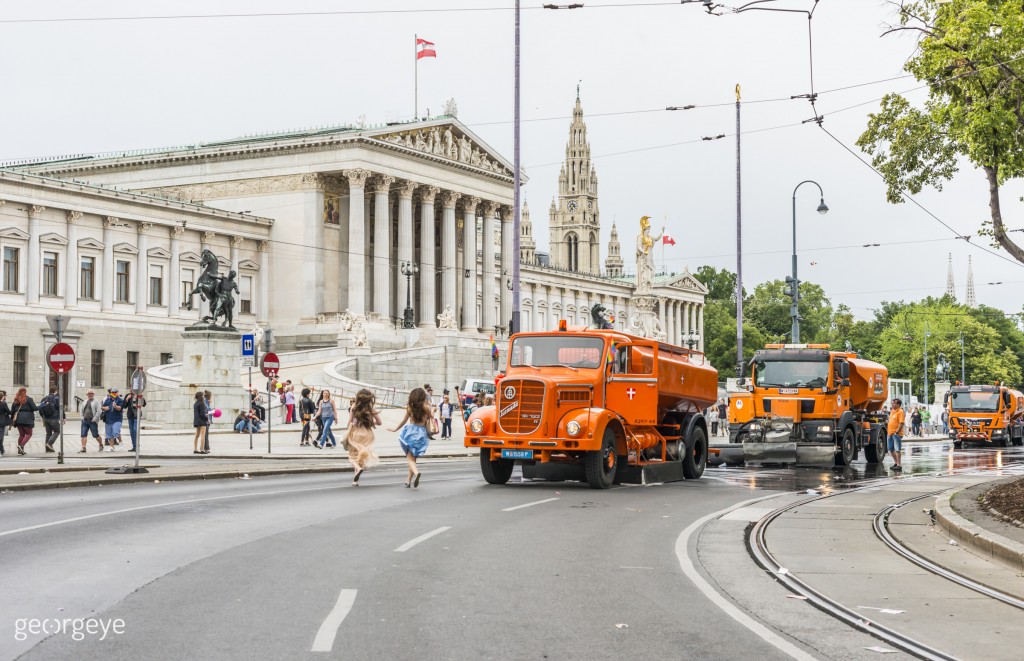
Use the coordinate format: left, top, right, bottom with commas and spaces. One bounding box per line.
630, 295, 667, 342
933, 381, 951, 407
176, 328, 246, 428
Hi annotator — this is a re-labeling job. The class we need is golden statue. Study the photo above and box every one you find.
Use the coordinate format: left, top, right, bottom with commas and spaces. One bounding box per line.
635, 215, 664, 294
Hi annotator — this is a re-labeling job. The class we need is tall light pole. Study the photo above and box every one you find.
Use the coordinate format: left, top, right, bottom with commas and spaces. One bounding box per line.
959, 330, 966, 382
510, 0, 522, 336
923, 321, 931, 405
401, 261, 418, 329
735, 84, 744, 378
787, 180, 828, 343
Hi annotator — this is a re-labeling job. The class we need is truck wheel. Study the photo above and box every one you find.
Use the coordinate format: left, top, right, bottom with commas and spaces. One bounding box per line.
864, 428, 886, 463
585, 427, 618, 489
835, 428, 856, 466
479, 449, 514, 485
682, 426, 707, 479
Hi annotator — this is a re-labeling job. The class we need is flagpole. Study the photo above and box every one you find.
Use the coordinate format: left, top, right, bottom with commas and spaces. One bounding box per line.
414, 33, 418, 120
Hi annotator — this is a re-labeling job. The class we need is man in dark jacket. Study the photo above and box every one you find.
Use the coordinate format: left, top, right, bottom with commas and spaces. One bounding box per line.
39, 386, 65, 453
101, 388, 125, 451
124, 391, 146, 452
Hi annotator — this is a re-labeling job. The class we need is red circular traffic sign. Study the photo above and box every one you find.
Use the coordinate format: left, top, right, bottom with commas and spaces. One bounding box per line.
260, 352, 281, 378
47, 342, 76, 373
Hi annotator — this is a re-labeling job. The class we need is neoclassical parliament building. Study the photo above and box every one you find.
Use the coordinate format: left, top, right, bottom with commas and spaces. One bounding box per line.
0, 95, 706, 398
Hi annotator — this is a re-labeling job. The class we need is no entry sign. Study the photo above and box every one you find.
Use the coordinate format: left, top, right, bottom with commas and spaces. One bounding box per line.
260, 352, 280, 378
47, 342, 76, 373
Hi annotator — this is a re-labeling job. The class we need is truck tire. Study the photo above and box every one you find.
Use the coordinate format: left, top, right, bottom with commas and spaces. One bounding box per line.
864, 428, 886, 463
479, 449, 514, 485
835, 427, 856, 466
682, 426, 707, 480
585, 427, 618, 489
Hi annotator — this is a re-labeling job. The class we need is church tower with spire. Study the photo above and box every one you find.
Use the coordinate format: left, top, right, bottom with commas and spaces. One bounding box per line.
605, 221, 624, 277
965, 256, 976, 307
520, 201, 537, 265
945, 253, 957, 301
549, 89, 601, 274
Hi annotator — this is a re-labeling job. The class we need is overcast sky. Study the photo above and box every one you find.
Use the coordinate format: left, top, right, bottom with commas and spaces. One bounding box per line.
3, 0, 1023, 320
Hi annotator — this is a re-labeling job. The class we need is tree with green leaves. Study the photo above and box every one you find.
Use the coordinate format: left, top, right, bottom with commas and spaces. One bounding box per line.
858, 0, 1024, 260
746, 280, 834, 343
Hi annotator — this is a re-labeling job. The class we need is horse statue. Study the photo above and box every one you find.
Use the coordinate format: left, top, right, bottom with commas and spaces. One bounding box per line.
591, 304, 615, 330
187, 248, 235, 328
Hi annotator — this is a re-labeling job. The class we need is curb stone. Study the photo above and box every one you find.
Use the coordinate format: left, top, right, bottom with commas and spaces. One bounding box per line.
935, 490, 1024, 572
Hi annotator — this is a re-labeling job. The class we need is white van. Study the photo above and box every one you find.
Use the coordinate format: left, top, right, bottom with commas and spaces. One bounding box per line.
460, 378, 496, 406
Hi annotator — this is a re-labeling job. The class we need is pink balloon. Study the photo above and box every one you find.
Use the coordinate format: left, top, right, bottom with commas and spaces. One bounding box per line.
213, 409, 222, 418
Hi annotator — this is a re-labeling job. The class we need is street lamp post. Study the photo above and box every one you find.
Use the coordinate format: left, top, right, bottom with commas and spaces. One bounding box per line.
685, 331, 698, 350
959, 330, 966, 382
787, 180, 829, 343
924, 321, 931, 406
45, 315, 68, 465
401, 261, 419, 329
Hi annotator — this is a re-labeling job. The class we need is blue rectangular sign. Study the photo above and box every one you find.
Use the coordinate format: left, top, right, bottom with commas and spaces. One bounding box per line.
241, 334, 256, 357
501, 449, 534, 460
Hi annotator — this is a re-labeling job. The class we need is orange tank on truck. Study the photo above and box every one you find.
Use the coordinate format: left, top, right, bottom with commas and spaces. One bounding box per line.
729, 344, 891, 466
464, 328, 718, 489
945, 384, 1024, 448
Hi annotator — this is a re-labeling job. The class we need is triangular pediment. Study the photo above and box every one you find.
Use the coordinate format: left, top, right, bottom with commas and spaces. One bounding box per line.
113, 242, 139, 255
78, 237, 104, 250
180, 251, 201, 263
238, 258, 259, 271
147, 246, 171, 259
0, 227, 30, 241
655, 269, 708, 295
40, 232, 69, 246
217, 256, 230, 268
367, 119, 514, 177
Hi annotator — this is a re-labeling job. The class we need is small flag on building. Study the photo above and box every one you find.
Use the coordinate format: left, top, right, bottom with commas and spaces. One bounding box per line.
662, 234, 676, 246
416, 37, 437, 59
491, 335, 499, 359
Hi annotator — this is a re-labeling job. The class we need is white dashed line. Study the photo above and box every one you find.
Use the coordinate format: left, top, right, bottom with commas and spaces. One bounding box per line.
394, 526, 451, 552
502, 497, 559, 512
311, 588, 358, 652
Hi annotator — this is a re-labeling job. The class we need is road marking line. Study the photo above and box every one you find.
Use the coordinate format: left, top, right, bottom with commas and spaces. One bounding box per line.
675, 494, 817, 661
311, 588, 357, 652
394, 526, 451, 552
502, 497, 559, 512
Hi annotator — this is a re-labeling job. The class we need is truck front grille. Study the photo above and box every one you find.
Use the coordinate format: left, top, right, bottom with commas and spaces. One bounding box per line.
498, 379, 545, 434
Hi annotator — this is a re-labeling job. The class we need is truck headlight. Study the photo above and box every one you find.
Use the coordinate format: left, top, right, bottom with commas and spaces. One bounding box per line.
818, 425, 832, 434
566, 420, 582, 437
992, 429, 1004, 436
470, 419, 484, 434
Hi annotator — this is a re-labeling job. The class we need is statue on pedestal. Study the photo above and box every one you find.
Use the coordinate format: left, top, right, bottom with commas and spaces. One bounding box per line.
935, 352, 951, 382
352, 314, 369, 348
437, 305, 458, 330
186, 249, 239, 330
634, 215, 664, 295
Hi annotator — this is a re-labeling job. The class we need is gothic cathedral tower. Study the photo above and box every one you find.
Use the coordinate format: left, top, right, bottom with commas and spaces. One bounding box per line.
549, 92, 600, 273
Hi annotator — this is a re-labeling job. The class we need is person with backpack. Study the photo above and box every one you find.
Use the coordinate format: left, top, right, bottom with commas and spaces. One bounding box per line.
38, 386, 65, 453
124, 391, 146, 452
79, 390, 103, 452
101, 388, 125, 452
11, 387, 38, 455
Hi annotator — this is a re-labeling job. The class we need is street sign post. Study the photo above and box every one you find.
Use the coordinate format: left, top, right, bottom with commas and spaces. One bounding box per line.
260, 352, 280, 453
107, 367, 149, 475
46, 342, 75, 465
242, 334, 256, 448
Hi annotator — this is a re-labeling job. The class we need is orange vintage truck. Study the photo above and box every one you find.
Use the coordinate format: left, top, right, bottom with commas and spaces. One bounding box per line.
464, 327, 718, 489
719, 343, 889, 465
945, 384, 1024, 448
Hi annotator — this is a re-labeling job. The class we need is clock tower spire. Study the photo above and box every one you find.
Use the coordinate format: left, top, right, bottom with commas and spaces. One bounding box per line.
549, 92, 601, 273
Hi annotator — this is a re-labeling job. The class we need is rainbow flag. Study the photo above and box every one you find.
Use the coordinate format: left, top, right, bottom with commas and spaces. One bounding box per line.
490, 335, 499, 359
606, 341, 616, 366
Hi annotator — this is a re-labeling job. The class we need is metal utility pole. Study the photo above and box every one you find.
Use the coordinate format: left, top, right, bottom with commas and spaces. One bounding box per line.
924, 321, 931, 406
735, 84, 744, 379
959, 330, 966, 382
510, 0, 522, 336
788, 180, 828, 343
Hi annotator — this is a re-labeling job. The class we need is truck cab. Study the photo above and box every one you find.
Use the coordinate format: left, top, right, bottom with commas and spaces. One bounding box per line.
946, 384, 1024, 448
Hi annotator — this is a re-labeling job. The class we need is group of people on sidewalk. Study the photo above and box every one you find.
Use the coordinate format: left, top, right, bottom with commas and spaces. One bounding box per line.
0, 386, 145, 456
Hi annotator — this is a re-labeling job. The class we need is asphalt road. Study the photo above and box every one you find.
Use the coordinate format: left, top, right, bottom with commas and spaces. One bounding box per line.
3, 442, 1023, 660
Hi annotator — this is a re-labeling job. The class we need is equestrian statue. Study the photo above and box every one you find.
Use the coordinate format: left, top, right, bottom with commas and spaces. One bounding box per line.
186, 248, 239, 330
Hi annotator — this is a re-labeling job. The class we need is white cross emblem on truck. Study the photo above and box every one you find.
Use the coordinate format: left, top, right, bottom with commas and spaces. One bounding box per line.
626, 388, 636, 400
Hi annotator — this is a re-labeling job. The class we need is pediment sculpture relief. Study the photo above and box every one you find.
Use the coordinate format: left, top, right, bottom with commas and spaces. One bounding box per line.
377, 126, 511, 175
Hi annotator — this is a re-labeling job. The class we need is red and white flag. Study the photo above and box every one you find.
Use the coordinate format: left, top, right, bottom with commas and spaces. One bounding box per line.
416, 38, 437, 60
662, 234, 676, 246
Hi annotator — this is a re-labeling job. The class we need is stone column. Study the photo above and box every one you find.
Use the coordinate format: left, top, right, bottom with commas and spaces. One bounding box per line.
697, 304, 704, 351
343, 169, 370, 315
419, 186, 439, 328
535, 286, 546, 332
102, 217, 116, 311
372, 175, 394, 318
26, 205, 43, 304
65, 211, 81, 308
230, 235, 242, 275
480, 201, 498, 331
169, 226, 183, 316
395, 181, 416, 322
201, 230, 215, 252
461, 197, 481, 332
258, 240, 270, 324
500, 206, 513, 331
441, 191, 459, 324
136, 223, 151, 313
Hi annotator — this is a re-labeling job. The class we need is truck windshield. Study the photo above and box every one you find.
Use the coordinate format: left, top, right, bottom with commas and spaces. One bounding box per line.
511, 336, 605, 369
753, 360, 830, 388
949, 391, 1000, 413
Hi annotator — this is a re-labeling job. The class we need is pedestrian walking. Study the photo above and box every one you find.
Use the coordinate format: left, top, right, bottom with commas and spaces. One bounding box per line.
345, 389, 381, 485
390, 387, 432, 488
299, 388, 316, 446
284, 383, 296, 424
203, 390, 213, 452
709, 407, 719, 437
101, 388, 125, 452
38, 386, 64, 453
11, 387, 37, 455
941, 408, 950, 436
124, 391, 146, 452
439, 394, 454, 440
78, 390, 103, 452
910, 406, 922, 437
921, 407, 931, 435
313, 390, 338, 448
192, 391, 208, 455
0, 390, 11, 456
887, 398, 906, 472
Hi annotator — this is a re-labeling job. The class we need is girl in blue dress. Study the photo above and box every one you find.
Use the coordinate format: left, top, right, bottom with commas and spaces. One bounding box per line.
391, 387, 432, 488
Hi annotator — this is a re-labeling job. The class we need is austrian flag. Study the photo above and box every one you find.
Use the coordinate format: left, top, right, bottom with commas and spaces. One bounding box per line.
662, 234, 676, 246
416, 38, 437, 60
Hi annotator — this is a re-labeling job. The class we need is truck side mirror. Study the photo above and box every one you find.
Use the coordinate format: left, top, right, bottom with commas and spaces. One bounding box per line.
1004, 391, 1012, 407
841, 378, 850, 387
839, 362, 850, 379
